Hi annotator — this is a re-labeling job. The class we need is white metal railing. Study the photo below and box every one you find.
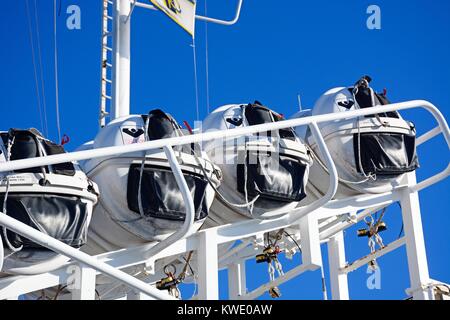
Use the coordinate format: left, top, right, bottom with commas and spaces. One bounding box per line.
135, 0, 244, 25
1, 100, 448, 185
0, 100, 449, 300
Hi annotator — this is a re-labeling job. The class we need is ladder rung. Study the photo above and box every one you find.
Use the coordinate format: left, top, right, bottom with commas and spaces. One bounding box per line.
107, 15, 113, 20
103, 32, 112, 38
104, 46, 112, 52
102, 94, 112, 100
103, 78, 112, 84
105, 62, 112, 68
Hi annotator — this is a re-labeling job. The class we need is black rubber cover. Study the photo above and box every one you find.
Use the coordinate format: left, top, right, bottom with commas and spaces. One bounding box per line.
354, 132, 419, 176
245, 104, 297, 141
237, 153, 307, 202
0, 194, 89, 249
1, 129, 75, 175
127, 165, 209, 221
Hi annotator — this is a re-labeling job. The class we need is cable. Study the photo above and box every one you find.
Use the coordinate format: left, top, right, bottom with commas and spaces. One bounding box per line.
283, 231, 302, 254
137, 116, 151, 220
58, 0, 62, 16
25, 0, 45, 136
2, 136, 23, 254
54, 0, 62, 143
396, 202, 404, 239
204, 0, 210, 114
0, 231, 3, 272
320, 264, 328, 300
191, 39, 200, 121
33, 0, 49, 137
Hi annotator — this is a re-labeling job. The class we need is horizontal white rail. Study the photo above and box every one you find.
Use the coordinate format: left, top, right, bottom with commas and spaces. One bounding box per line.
0, 212, 175, 300
342, 237, 406, 274
239, 263, 312, 300
0, 100, 447, 175
135, 0, 243, 26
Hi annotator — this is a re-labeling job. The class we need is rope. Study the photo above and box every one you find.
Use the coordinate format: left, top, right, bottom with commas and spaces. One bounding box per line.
320, 264, 328, 300
204, 0, 210, 114
2, 136, 23, 254
191, 39, 200, 121
352, 82, 378, 182
54, 0, 62, 143
25, 0, 46, 136
0, 229, 3, 271
34, 0, 50, 137
137, 116, 151, 220
190, 139, 260, 209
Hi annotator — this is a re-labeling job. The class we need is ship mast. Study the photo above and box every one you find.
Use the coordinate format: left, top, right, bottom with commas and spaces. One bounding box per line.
111, 0, 131, 121
99, 0, 131, 127
99, 0, 244, 127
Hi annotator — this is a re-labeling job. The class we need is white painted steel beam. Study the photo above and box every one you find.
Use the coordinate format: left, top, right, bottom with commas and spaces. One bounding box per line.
228, 261, 246, 299
1, 100, 447, 177
299, 214, 322, 268
0, 212, 175, 300
111, 0, 131, 120
70, 264, 97, 300
401, 173, 432, 300
341, 237, 406, 274
238, 263, 311, 300
328, 232, 349, 300
197, 230, 219, 300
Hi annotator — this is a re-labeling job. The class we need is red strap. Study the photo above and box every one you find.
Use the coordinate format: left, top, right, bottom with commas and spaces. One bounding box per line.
183, 121, 193, 134
61, 134, 70, 146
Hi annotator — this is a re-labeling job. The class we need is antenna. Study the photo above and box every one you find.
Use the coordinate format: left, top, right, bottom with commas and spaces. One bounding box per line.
297, 94, 302, 111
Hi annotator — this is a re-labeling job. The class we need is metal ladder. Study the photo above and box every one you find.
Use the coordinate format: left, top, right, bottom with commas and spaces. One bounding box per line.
99, 0, 113, 128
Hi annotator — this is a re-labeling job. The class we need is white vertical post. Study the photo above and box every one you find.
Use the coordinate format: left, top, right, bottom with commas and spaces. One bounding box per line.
299, 214, 322, 269
197, 230, 219, 300
228, 261, 246, 299
111, 0, 131, 120
327, 232, 349, 300
70, 264, 97, 300
401, 172, 431, 300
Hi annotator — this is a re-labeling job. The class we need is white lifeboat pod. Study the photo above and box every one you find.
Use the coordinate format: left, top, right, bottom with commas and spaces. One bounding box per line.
80, 109, 221, 255
202, 102, 312, 226
0, 129, 98, 275
293, 76, 419, 197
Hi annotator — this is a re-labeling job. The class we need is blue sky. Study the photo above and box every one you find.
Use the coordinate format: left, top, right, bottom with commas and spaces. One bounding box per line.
1, 0, 449, 300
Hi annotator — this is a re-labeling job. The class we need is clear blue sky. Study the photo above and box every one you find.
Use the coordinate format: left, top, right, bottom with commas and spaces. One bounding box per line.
1, 0, 449, 300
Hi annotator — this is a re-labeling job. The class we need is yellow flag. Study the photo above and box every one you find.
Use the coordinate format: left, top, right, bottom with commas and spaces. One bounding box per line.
150, 0, 196, 37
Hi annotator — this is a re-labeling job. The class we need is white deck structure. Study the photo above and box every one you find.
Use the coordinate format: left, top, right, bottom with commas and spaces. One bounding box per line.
1, 0, 449, 300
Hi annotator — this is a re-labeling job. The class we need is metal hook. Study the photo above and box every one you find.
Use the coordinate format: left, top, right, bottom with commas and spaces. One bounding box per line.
164, 263, 177, 277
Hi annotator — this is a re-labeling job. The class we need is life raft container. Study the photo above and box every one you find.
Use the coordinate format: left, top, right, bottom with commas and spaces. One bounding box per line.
0, 128, 98, 275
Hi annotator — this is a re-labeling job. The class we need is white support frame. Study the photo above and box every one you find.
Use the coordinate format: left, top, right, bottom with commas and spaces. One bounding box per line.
0, 100, 449, 300
197, 230, 219, 300
327, 232, 349, 300
228, 261, 247, 299
401, 172, 432, 300
70, 264, 97, 300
